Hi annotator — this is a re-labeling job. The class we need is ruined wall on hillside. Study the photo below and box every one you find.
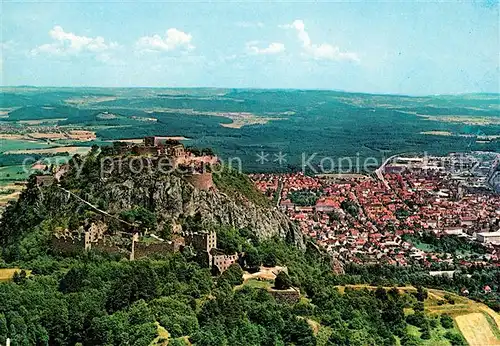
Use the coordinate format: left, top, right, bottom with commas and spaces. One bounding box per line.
268, 288, 301, 304
184, 173, 214, 190
51, 236, 86, 255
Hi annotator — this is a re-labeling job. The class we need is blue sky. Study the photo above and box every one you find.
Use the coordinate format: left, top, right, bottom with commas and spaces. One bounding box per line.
1, 0, 499, 95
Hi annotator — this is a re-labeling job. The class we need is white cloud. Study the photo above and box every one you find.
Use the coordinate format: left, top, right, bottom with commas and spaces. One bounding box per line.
31, 26, 118, 60
135, 28, 194, 53
246, 41, 285, 55
282, 19, 359, 62
308, 43, 359, 61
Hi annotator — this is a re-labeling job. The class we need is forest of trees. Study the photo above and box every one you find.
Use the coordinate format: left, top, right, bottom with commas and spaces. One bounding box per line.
289, 190, 320, 207
4, 89, 499, 174
402, 232, 487, 256
0, 170, 497, 345
0, 146, 497, 345
0, 221, 493, 345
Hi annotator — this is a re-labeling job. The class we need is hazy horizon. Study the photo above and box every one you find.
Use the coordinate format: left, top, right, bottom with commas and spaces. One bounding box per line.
2, 85, 500, 99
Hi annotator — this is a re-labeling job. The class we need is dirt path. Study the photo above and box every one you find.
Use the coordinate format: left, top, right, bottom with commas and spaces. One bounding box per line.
57, 186, 137, 230
456, 313, 500, 346
242, 266, 286, 281
480, 306, 500, 329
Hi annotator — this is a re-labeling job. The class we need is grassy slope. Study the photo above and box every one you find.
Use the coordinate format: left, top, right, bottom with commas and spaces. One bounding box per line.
406, 324, 453, 346
0, 139, 52, 152
239, 277, 490, 345
213, 167, 271, 207
0, 268, 32, 281
338, 284, 500, 346
455, 313, 499, 346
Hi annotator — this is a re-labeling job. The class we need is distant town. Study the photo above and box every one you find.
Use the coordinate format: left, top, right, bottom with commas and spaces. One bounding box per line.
251, 152, 500, 271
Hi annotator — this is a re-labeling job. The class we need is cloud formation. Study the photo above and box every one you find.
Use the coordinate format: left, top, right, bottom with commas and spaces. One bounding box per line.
283, 20, 359, 62
246, 41, 285, 55
135, 28, 194, 53
31, 26, 118, 59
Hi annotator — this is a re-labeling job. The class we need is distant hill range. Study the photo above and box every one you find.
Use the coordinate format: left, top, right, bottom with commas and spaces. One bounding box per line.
1, 87, 499, 172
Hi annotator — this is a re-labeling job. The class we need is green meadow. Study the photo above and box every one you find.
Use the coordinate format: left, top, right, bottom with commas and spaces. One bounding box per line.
0, 139, 53, 153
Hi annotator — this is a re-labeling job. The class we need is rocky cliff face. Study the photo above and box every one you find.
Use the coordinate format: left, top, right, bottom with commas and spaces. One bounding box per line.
63, 164, 303, 247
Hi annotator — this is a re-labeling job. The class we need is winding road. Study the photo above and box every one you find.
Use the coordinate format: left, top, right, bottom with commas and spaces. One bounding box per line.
374, 154, 399, 189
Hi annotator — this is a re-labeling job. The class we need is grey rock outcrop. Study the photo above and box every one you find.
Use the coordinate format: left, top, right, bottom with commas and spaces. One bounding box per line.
79, 171, 303, 247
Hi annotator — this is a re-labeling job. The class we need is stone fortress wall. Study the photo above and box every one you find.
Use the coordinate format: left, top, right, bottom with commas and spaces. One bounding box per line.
184, 173, 214, 190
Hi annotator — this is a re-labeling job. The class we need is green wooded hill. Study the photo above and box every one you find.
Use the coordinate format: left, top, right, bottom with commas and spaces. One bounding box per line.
0, 157, 498, 345
0, 230, 480, 346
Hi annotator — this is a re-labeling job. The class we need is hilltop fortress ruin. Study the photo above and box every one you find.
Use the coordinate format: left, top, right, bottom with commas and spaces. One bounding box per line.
52, 221, 239, 274
46, 137, 241, 273
36, 136, 218, 190
104, 136, 218, 190
29, 135, 301, 272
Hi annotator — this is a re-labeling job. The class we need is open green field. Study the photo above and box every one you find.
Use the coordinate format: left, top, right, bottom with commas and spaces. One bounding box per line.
0, 138, 53, 153
238, 278, 273, 290
0, 165, 30, 185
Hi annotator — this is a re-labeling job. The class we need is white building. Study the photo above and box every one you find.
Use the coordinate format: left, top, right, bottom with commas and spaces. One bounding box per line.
476, 231, 500, 244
